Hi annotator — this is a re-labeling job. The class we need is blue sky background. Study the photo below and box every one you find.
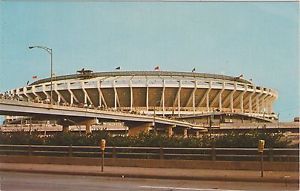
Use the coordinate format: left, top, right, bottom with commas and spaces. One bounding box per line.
0, 2, 299, 121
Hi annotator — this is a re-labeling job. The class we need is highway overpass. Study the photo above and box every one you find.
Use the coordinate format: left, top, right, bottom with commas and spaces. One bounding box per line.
0, 98, 206, 136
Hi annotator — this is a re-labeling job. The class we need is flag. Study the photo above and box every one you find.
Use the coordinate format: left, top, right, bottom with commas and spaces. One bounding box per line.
26, 81, 29, 85
154, 66, 160, 71
32, 76, 38, 79
115, 66, 121, 70
192, 68, 196, 72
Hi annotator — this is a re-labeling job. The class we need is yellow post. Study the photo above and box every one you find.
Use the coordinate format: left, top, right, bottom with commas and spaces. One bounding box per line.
258, 140, 265, 153
100, 139, 106, 172
258, 140, 265, 177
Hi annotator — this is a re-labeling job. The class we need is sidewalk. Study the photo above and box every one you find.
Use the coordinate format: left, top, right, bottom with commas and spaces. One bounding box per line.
0, 163, 298, 183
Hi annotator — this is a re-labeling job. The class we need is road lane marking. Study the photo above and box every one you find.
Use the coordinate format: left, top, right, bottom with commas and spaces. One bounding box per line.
140, 186, 245, 191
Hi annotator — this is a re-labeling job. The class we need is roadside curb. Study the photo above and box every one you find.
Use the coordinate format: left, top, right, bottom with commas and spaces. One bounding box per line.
0, 167, 298, 184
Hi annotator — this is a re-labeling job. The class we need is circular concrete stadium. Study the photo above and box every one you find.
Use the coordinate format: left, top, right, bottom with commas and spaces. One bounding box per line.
8, 71, 278, 123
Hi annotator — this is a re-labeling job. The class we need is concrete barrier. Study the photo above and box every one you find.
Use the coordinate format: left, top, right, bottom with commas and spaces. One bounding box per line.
0, 155, 298, 171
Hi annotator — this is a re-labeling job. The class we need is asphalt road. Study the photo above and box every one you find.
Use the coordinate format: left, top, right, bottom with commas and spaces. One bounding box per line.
0, 171, 298, 191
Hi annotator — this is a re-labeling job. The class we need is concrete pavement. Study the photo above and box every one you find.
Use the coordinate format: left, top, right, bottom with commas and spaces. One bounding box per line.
0, 163, 298, 184
3, 171, 298, 191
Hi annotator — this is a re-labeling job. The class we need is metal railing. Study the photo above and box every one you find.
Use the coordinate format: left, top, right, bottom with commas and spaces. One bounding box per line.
0, 144, 298, 162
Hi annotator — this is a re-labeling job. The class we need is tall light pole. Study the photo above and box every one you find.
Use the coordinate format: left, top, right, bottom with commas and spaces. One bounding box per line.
153, 103, 156, 133
153, 100, 161, 134
29, 46, 53, 105
277, 113, 280, 128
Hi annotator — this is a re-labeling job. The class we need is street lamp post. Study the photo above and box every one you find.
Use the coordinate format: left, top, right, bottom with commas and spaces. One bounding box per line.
209, 110, 215, 146
153, 100, 161, 134
29, 46, 53, 105
277, 113, 280, 128
153, 104, 156, 134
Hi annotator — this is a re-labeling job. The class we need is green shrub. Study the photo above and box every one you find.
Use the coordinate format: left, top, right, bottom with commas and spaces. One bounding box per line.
0, 130, 293, 148
0, 130, 44, 145
214, 130, 292, 148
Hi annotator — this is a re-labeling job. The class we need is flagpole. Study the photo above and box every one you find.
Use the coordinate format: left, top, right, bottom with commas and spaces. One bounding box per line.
50, 49, 53, 105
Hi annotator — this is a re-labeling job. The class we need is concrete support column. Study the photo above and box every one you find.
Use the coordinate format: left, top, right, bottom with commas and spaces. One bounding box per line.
206, 92, 210, 112
177, 81, 182, 117
256, 97, 260, 113
86, 124, 92, 134
70, 93, 74, 105
97, 81, 102, 107
98, 91, 102, 107
84, 91, 87, 105
257, 89, 264, 113
114, 87, 117, 110
268, 97, 273, 113
195, 131, 200, 138
168, 127, 173, 137
146, 86, 149, 111
231, 83, 237, 112
198, 82, 211, 109
192, 88, 196, 115
97, 82, 107, 108
67, 83, 72, 105
218, 93, 222, 111
80, 118, 97, 134
57, 94, 61, 104
261, 94, 269, 114
23, 87, 31, 101
230, 93, 234, 112
250, 87, 256, 113
62, 125, 69, 133
128, 122, 152, 136
185, 81, 197, 115
240, 94, 244, 112
162, 80, 165, 116
68, 83, 79, 105
166, 125, 175, 137
266, 100, 270, 114
263, 97, 268, 114
262, 99, 266, 113
183, 128, 188, 138
54, 84, 67, 105
219, 83, 225, 111
81, 82, 92, 106
42, 85, 49, 100
249, 95, 252, 113
32, 86, 41, 101
130, 79, 133, 111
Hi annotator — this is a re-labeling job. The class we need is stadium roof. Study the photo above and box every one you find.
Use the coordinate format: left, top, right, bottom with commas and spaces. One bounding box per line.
30, 71, 252, 85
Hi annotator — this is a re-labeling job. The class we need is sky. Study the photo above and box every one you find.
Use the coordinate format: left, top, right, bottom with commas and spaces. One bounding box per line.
0, 1, 299, 121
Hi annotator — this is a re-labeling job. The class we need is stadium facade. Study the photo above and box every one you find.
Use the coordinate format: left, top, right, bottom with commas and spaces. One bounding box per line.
7, 71, 278, 124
